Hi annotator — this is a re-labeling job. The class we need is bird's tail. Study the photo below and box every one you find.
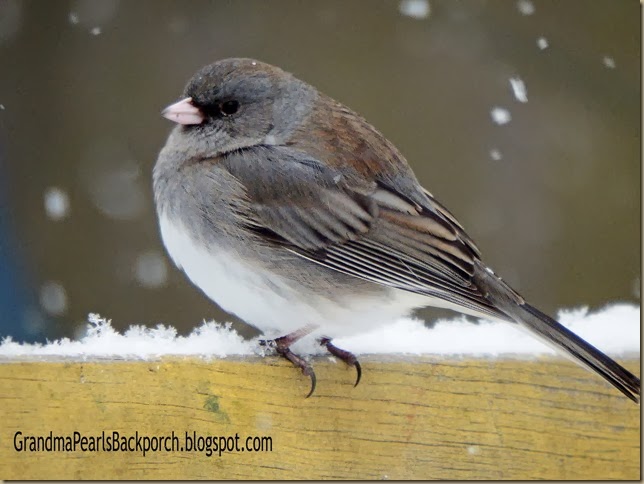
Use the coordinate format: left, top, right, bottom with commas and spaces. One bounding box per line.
518, 302, 640, 403
475, 262, 640, 403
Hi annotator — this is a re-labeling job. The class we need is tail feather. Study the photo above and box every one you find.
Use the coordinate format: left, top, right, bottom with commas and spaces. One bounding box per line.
520, 302, 640, 403
475, 262, 640, 403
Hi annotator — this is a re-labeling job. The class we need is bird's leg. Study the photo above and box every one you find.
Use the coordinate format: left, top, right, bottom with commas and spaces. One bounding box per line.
259, 326, 317, 398
319, 337, 362, 387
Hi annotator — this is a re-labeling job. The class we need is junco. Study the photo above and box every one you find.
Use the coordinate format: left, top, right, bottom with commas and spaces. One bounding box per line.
153, 58, 640, 402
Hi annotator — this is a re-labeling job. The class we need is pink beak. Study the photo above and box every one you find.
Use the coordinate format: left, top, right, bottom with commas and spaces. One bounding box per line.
161, 97, 205, 125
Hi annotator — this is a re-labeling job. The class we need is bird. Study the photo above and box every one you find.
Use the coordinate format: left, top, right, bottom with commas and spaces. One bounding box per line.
153, 58, 640, 402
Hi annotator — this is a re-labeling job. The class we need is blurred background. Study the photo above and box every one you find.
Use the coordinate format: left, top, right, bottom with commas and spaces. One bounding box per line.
0, 0, 639, 343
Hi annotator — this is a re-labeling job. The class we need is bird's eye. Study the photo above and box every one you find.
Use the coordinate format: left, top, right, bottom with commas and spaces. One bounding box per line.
219, 100, 240, 116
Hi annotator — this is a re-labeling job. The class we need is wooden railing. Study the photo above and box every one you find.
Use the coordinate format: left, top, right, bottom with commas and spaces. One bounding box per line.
1, 356, 639, 479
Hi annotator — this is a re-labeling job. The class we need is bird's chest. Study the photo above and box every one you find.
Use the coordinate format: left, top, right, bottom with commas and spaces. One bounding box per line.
157, 213, 422, 338
158, 213, 311, 332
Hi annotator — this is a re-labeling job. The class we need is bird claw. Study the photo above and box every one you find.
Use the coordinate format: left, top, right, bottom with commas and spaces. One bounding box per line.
260, 330, 360, 397
302, 366, 317, 399
352, 360, 362, 387
262, 328, 318, 397
275, 344, 317, 398
320, 337, 362, 387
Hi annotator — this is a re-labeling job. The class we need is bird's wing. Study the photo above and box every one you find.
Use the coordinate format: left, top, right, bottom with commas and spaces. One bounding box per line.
221, 146, 508, 321
221, 145, 640, 402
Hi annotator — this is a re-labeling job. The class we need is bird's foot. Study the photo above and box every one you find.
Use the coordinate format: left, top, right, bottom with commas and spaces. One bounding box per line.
320, 337, 362, 387
259, 326, 317, 397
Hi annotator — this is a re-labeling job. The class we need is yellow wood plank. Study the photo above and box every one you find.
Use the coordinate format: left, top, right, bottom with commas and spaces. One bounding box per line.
0, 356, 639, 479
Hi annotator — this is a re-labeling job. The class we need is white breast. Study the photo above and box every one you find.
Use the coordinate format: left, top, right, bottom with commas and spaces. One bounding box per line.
157, 214, 437, 338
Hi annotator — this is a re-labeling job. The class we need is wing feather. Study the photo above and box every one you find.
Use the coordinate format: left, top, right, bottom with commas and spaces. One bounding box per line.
222, 145, 507, 321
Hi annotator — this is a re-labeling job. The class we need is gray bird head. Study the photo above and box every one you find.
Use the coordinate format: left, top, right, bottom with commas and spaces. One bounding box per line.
159, 58, 318, 163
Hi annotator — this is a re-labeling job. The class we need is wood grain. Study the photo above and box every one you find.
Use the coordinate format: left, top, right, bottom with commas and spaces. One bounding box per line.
0, 356, 639, 479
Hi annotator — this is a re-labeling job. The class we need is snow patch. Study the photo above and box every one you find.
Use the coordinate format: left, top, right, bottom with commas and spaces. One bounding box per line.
399, 0, 430, 20
509, 77, 528, 103
490, 107, 511, 125
0, 304, 639, 359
